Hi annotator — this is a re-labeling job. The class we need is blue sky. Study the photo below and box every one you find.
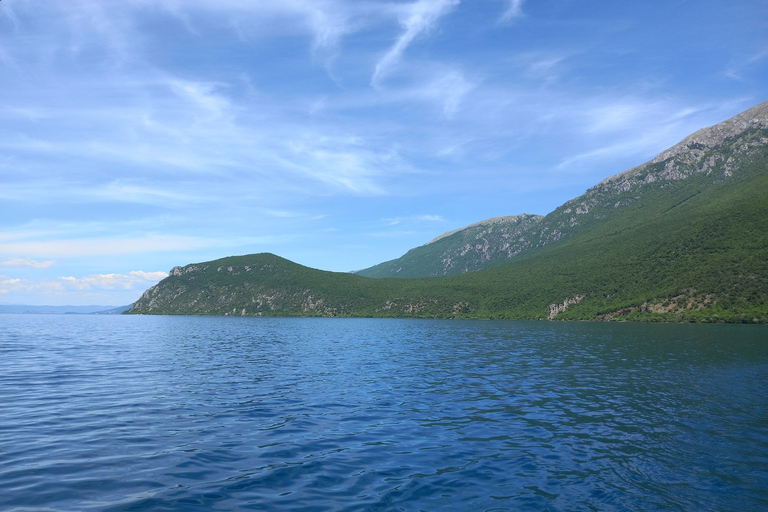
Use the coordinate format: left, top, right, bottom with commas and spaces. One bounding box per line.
1, 0, 766, 306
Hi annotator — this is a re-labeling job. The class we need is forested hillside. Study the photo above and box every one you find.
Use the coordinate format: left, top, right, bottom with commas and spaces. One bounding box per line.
128, 102, 768, 322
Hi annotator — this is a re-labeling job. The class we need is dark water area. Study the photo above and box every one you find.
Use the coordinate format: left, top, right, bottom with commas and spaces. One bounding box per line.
1, 315, 767, 511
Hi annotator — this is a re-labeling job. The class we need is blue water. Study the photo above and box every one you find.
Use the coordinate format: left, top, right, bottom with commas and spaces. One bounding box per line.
1, 315, 767, 511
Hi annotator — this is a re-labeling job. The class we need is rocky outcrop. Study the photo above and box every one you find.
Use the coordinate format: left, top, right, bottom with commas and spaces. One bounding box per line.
548, 296, 583, 319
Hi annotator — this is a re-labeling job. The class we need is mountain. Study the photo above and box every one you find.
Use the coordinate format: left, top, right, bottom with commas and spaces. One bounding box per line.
358, 101, 768, 278
92, 305, 133, 314
357, 214, 544, 278
127, 101, 768, 322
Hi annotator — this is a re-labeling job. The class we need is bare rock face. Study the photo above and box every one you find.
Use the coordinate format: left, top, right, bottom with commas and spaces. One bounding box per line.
424, 214, 545, 275
653, 101, 768, 163
169, 264, 206, 276
548, 296, 583, 319
598, 101, 768, 192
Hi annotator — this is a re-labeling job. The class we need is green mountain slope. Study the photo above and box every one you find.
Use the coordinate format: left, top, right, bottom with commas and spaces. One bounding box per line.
127, 102, 768, 322
357, 214, 543, 278
358, 101, 768, 278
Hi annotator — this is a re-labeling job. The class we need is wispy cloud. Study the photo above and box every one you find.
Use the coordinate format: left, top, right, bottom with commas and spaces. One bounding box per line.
517, 52, 571, 84
425, 69, 477, 116
0, 0, 21, 30
301, 1, 353, 66
500, 0, 525, 22
553, 100, 736, 173
372, 0, 460, 87
0, 235, 211, 259
0, 271, 167, 296
0, 258, 56, 269
725, 47, 768, 80
157, 0, 356, 68
167, 79, 232, 120
383, 214, 446, 226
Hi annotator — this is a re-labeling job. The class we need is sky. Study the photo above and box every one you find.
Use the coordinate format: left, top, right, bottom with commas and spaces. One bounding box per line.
1, 0, 767, 306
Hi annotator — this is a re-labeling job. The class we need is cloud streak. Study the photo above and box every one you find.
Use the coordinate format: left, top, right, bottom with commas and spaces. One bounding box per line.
0, 235, 211, 259
0, 258, 56, 269
383, 214, 446, 226
372, 0, 460, 87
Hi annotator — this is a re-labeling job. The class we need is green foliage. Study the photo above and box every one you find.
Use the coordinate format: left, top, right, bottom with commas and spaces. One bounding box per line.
127, 126, 768, 323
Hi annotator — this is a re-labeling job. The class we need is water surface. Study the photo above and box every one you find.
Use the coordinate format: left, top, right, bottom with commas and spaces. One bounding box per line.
1, 315, 767, 511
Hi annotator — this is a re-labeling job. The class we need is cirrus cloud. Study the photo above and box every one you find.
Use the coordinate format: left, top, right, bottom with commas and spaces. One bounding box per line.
372, 0, 460, 87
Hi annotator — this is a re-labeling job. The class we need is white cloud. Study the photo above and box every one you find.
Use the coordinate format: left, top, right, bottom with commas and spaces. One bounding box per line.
372, 0, 460, 87
0, 271, 167, 296
0, 277, 23, 294
0, 258, 56, 269
59, 271, 168, 291
0, 276, 52, 295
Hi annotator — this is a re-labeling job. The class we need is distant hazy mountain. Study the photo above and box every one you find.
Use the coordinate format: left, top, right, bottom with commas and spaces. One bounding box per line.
0, 304, 127, 314
128, 101, 768, 322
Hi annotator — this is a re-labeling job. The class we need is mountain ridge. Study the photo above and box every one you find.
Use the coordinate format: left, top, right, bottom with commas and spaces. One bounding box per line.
356, 100, 768, 278
127, 101, 768, 322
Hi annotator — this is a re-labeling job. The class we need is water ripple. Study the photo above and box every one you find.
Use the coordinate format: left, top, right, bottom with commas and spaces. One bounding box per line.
1, 315, 767, 511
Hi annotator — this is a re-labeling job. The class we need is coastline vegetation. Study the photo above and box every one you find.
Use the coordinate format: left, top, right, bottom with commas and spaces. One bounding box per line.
127, 125, 768, 323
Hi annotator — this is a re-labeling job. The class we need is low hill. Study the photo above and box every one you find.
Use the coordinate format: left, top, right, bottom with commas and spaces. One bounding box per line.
127, 101, 768, 322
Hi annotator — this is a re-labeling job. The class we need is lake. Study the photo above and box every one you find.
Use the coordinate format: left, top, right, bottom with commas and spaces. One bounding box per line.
1, 315, 767, 511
